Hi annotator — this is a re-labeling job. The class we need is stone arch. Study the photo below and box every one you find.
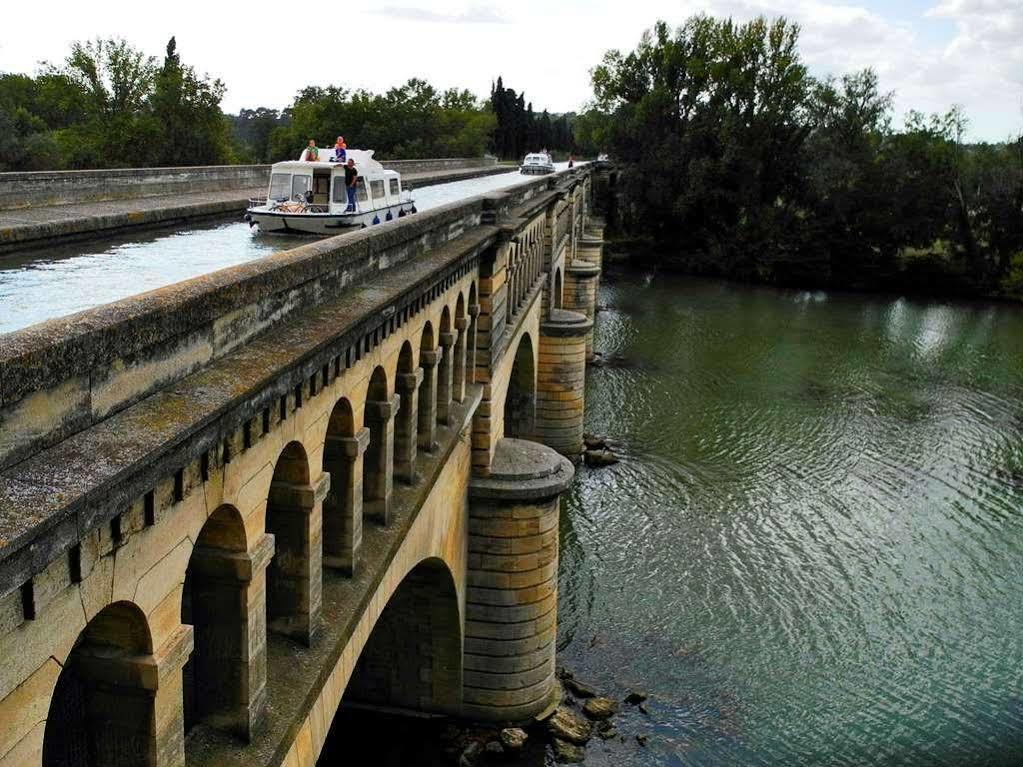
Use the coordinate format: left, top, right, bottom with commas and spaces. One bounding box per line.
554, 267, 563, 310
437, 305, 454, 425
323, 397, 364, 573
393, 342, 419, 485
43, 601, 156, 767
266, 441, 319, 644
417, 322, 439, 453
182, 504, 258, 738
340, 557, 462, 715
362, 366, 393, 524
504, 333, 536, 440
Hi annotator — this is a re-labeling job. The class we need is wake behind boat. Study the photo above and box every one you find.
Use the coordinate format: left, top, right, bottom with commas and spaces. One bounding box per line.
245, 148, 416, 234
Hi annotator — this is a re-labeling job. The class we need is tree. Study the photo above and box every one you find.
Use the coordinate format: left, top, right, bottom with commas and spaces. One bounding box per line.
150, 37, 231, 165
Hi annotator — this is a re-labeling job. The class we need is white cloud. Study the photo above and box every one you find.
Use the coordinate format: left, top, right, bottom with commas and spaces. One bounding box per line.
0, 0, 1018, 140
373, 4, 510, 24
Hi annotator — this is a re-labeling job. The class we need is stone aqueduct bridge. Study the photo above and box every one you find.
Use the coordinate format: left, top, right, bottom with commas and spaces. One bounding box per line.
0, 163, 609, 766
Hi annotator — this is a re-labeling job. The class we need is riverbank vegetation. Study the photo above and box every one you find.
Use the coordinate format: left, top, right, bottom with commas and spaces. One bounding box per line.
0, 37, 579, 170
583, 16, 1023, 300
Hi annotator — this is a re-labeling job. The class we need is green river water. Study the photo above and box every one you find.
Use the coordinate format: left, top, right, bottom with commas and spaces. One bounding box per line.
554, 264, 1023, 766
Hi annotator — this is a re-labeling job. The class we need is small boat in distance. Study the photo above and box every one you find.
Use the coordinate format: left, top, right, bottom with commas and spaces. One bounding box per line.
245, 148, 416, 234
520, 152, 555, 175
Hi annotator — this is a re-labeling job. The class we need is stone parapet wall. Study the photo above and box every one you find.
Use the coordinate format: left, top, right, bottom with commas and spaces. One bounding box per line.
0, 158, 498, 210
0, 168, 584, 475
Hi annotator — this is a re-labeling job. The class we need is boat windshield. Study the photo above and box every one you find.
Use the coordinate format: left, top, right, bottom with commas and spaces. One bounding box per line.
269, 173, 291, 200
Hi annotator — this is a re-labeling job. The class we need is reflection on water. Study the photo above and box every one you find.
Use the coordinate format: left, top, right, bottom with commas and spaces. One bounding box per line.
557, 268, 1023, 766
0, 167, 567, 334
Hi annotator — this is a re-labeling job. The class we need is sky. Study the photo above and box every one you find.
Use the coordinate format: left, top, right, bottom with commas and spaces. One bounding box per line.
1, 0, 1021, 141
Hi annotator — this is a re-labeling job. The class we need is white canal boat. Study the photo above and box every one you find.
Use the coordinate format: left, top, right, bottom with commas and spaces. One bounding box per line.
520, 152, 555, 175
245, 149, 416, 234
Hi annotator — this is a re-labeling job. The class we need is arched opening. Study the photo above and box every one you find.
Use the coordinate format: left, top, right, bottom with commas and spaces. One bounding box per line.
417, 322, 438, 453
267, 441, 318, 644
504, 333, 536, 440
362, 366, 393, 524
466, 283, 478, 386
452, 293, 467, 403
393, 342, 419, 485
341, 558, 461, 711
437, 306, 454, 426
323, 398, 363, 573
43, 602, 155, 767
182, 505, 253, 738
554, 268, 563, 310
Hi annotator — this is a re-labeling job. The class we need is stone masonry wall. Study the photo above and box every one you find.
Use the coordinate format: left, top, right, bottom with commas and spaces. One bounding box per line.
0, 158, 498, 210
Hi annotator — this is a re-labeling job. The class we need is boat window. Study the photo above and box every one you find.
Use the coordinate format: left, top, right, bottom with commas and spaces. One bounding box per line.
291, 174, 311, 200
389, 178, 400, 196
356, 177, 368, 202
332, 178, 347, 203
269, 173, 291, 200
370, 179, 385, 200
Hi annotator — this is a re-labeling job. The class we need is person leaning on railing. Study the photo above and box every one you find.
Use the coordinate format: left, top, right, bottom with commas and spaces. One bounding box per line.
344, 159, 358, 212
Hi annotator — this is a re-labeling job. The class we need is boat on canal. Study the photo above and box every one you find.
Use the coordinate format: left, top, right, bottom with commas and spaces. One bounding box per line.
520, 152, 555, 175
245, 148, 416, 234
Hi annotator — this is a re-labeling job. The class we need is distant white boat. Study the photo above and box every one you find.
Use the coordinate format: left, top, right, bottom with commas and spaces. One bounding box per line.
245, 148, 416, 235
520, 152, 555, 175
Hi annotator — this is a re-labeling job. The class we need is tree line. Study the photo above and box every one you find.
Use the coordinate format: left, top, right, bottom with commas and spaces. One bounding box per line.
0, 38, 231, 170
583, 16, 1023, 299
0, 37, 580, 171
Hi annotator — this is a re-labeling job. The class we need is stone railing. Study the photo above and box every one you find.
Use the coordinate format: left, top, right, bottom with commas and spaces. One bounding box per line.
0, 157, 498, 210
0, 165, 587, 474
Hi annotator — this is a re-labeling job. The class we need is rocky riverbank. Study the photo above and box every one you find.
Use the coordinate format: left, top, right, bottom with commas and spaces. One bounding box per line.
445, 667, 650, 765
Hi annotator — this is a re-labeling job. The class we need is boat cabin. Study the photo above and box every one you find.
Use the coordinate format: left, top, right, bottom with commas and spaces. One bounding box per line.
265, 149, 403, 214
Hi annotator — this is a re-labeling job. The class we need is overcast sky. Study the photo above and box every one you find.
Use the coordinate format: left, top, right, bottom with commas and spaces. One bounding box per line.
2, 0, 1020, 141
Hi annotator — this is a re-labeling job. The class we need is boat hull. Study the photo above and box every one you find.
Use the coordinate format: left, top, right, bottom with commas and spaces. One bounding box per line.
247, 203, 412, 234
520, 166, 554, 175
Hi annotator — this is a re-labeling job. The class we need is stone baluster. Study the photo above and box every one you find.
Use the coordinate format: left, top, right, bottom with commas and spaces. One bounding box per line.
323, 429, 370, 573
452, 317, 468, 403
363, 394, 398, 525
418, 350, 440, 452
437, 331, 456, 425
394, 370, 424, 484
266, 473, 329, 645
187, 533, 275, 738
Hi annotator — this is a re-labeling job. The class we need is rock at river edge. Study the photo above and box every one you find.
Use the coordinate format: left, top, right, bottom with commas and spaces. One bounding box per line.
548, 705, 593, 745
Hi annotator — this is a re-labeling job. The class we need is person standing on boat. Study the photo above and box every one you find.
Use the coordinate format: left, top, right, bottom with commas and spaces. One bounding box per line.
344, 158, 358, 212
333, 136, 347, 163
303, 139, 319, 162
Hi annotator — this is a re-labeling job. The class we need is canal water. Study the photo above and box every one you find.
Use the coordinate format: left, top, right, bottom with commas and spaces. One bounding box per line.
555, 265, 1023, 766
0, 167, 570, 335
